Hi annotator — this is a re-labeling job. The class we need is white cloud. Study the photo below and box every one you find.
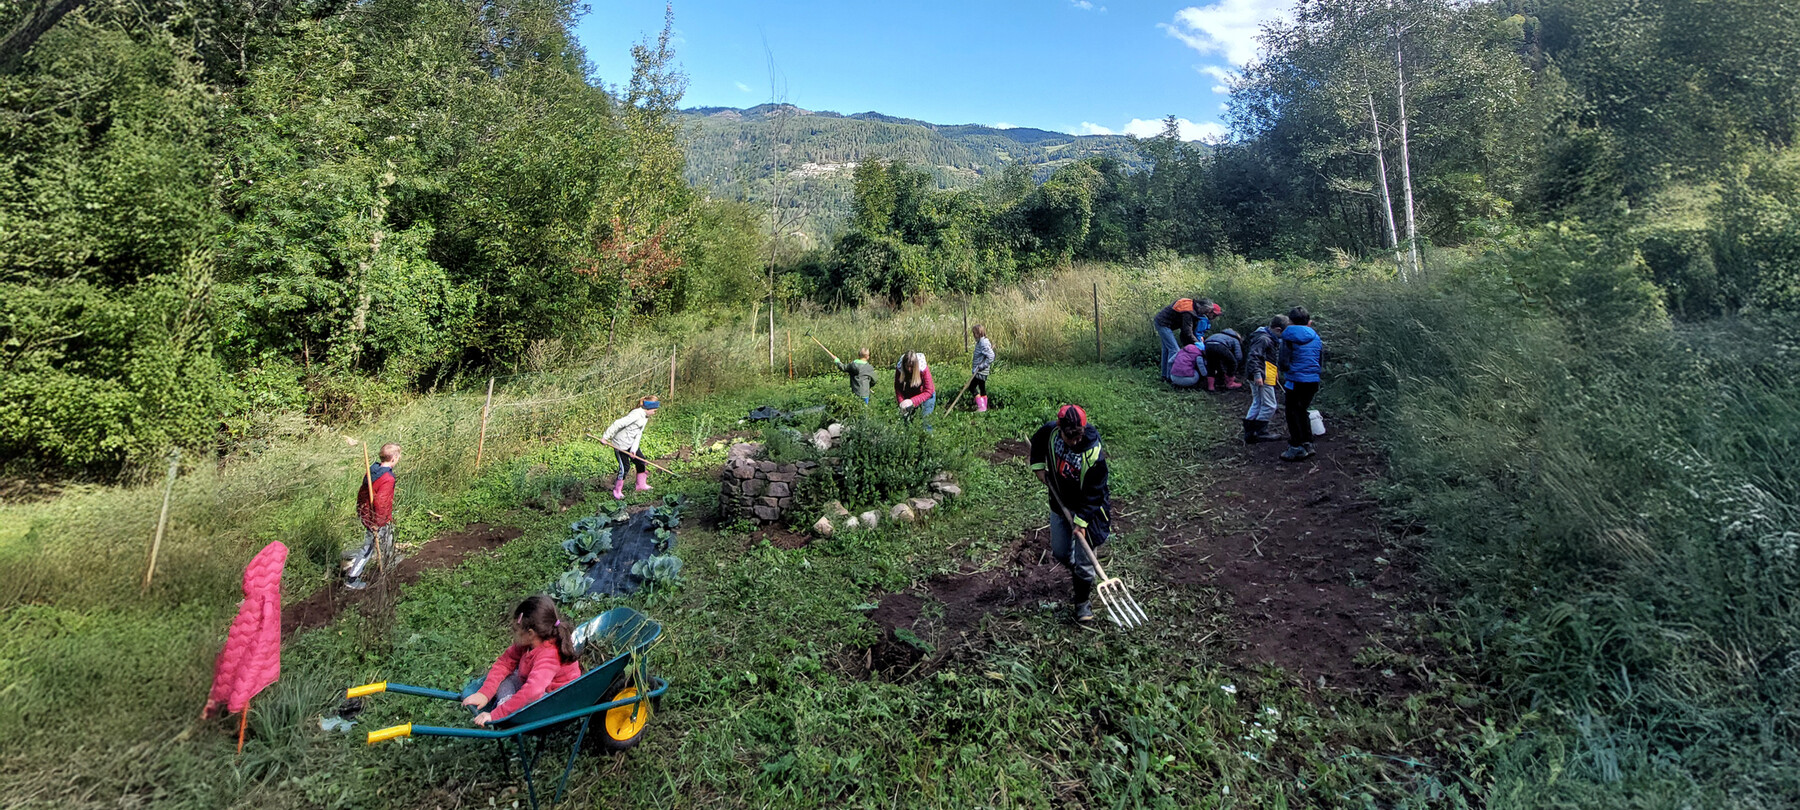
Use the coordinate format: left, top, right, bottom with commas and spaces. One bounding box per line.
1075, 118, 1227, 142
1159, 0, 1292, 66
734, 81, 752, 93
992, 122, 1017, 129
1069, 0, 1107, 10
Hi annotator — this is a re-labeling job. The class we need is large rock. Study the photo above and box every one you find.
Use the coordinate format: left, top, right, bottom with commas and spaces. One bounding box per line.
767, 481, 791, 498
826, 422, 845, 438
812, 516, 834, 536
812, 429, 833, 451
845, 515, 862, 530
727, 442, 763, 462
742, 478, 766, 497
932, 483, 962, 498
824, 500, 851, 517
909, 496, 938, 513
859, 510, 880, 528
889, 503, 916, 523
931, 471, 954, 484
767, 471, 797, 483
756, 496, 779, 507
731, 462, 756, 480
753, 505, 780, 522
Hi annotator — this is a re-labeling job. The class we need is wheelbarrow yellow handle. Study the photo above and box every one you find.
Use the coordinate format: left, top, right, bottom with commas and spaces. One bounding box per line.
367, 723, 412, 745
346, 681, 387, 699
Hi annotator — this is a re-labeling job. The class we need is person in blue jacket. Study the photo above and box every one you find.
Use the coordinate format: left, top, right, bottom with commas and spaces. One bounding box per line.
1277, 306, 1324, 461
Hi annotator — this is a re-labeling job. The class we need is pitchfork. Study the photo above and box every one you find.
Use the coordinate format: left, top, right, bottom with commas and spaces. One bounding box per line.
1046, 483, 1148, 629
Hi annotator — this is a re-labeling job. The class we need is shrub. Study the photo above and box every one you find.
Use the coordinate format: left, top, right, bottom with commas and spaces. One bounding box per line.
798, 414, 946, 513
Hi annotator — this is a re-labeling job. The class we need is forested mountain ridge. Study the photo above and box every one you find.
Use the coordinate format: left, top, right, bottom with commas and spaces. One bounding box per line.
680, 104, 1152, 238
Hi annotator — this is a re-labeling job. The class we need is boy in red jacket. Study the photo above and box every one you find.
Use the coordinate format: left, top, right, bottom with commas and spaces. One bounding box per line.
345, 443, 401, 590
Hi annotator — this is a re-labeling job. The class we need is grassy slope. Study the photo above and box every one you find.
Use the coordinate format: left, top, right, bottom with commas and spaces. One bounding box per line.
0, 361, 1474, 809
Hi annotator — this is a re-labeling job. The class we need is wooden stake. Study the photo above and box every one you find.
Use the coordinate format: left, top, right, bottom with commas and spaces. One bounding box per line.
141, 449, 180, 593
1092, 283, 1103, 362
473, 377, 495, 471
749, 301, 759, 342
962, 301, 969, 351
237, 700, 250, 755
361, 441, 383, 574
787, 331, 793, 379
669, 345, 677, 401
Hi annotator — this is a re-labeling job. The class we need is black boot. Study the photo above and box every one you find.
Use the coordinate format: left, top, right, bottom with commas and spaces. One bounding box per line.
1242, 419, 1258, 443
1071, 578, 1096, 622
1254, 422, 1283, 442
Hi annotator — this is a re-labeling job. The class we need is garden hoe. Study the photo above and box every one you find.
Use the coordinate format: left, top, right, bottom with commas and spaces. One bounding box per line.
1047, 484, 1148, 629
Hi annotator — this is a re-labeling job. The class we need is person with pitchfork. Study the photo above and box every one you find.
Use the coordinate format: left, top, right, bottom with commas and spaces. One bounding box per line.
1029, 405, 1113, 623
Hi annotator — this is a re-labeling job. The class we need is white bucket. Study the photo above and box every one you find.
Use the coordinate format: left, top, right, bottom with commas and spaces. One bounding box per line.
1308, 409, 1326, 437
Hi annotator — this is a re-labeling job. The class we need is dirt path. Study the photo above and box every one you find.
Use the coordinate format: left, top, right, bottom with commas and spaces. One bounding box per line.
1159, 388, 1424, 693
860, 388, 1424, 694
282, 522, 524, 636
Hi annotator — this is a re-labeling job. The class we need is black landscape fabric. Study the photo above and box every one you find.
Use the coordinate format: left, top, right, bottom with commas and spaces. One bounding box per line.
571, 510, 666, 597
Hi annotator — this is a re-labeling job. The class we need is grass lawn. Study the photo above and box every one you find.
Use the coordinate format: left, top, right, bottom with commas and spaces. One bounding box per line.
1, 362, 1484, 809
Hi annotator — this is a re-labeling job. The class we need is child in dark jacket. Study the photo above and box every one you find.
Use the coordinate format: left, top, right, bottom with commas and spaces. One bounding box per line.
1028, 405, 1112, 623
1202, 328, 1245, 391
1277, 307, 1324, 461
463, 596, 583, 726
1241, 315, 1289, 443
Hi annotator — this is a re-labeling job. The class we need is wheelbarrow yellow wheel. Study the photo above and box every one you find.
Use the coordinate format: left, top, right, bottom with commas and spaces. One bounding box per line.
599, 680, 651, 751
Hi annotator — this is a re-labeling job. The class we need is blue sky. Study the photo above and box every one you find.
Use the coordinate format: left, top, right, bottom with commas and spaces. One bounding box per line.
574, 1, 1294, 142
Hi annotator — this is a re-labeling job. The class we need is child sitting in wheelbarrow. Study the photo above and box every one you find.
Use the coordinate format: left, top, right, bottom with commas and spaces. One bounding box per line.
462, 596, 582, 726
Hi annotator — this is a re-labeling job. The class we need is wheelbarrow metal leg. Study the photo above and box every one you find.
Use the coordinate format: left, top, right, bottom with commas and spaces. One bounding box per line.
516, 736, 542, 810
554, 717, 591, 805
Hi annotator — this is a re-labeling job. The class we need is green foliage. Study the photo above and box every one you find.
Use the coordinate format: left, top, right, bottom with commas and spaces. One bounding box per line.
548, 569, 591, 604
562, 519, 615, 565
806, 415, 948, 512
630, 553, 683, 591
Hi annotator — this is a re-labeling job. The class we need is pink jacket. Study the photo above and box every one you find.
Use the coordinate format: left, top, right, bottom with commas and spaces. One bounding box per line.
204, 542, 287, 717
479, 642, 582, 721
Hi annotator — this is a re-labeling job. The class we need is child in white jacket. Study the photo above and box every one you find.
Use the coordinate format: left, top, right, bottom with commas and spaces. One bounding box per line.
602, 398, 660, 499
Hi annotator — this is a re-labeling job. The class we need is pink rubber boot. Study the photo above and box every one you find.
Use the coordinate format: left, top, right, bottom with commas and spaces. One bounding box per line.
976, 395, 988, 412
1205, 376, 1216, 392
1225, 376, 1242, 390
612, 477, 625, 500
635, 472, 652, 492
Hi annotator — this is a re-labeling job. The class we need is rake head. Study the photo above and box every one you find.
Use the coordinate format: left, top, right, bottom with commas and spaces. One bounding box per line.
1094, 575, 1149, 629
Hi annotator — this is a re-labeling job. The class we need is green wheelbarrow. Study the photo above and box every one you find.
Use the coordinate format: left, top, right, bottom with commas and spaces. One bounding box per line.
346, 606, 668, 809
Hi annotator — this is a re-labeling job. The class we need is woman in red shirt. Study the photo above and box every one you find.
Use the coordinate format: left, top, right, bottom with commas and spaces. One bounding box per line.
462, 596, 582, 725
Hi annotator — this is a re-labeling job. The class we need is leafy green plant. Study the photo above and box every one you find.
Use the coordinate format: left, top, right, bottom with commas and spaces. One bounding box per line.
631, 554, 684, 591
548, 569, 591, 603
562, 517, 615, 564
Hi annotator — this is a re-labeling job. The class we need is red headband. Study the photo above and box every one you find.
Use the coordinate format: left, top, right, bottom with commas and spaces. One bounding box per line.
1058, 404, 1088, 427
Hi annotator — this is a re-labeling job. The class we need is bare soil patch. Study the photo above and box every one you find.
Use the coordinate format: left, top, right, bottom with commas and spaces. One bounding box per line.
1158, 388, 1424, 693
745, 524, 812, 551
854, 528, 1074, 679
987, 438, 1031, 464
283, 522, 524, 636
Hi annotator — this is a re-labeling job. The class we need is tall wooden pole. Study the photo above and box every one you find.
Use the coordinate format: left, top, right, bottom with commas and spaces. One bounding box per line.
669, 345, 677, 401
1092, 283, 1102, 362
787, 331, 794, 379
962, 301, 969, 351
473, 377, 495, 471
141, 449, 180, 592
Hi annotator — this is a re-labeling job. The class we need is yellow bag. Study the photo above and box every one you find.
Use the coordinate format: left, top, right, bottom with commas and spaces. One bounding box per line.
1264, 360, 1279, 385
